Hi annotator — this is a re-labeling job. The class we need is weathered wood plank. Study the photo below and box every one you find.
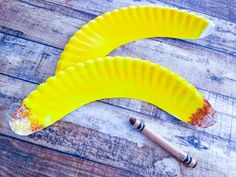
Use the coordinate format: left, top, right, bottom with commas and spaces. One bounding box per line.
0, 0, 236, 56
157, 0, 236, 23
0, 75, 236, 176
0, 135, 139, 177
51, 0, 236, 23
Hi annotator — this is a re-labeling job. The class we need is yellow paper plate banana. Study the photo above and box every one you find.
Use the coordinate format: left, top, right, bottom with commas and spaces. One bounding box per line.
56, 5, 214, 73
9, 57, 216, 136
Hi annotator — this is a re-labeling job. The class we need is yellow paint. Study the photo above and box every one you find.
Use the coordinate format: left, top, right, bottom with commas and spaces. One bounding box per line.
11, 57, 204, 135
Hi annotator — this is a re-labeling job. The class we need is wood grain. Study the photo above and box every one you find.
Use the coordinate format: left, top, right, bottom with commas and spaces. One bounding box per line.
0, 135, 139, 177
0, 0, 236, 56
50, 0, 236, 23
0, 0, 236, 176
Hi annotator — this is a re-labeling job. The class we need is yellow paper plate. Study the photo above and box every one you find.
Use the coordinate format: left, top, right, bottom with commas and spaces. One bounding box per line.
9, 57, 216, 135
56, 5, 214, 73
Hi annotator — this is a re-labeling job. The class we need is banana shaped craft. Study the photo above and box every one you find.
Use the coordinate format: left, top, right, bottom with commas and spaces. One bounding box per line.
56, 6, 214, 72
9, 6, 216, 136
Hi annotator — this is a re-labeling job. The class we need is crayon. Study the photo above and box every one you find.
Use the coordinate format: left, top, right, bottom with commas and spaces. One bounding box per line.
129, 117, 197, 168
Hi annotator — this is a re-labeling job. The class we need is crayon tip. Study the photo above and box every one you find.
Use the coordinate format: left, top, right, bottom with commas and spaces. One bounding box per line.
129, 117, 136, 125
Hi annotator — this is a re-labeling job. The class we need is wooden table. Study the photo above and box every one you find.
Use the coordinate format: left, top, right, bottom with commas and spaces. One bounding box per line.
0, 0, 236, 176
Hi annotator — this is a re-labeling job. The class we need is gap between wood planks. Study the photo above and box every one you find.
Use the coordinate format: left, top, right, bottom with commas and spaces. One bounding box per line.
0, 134, 140, 177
